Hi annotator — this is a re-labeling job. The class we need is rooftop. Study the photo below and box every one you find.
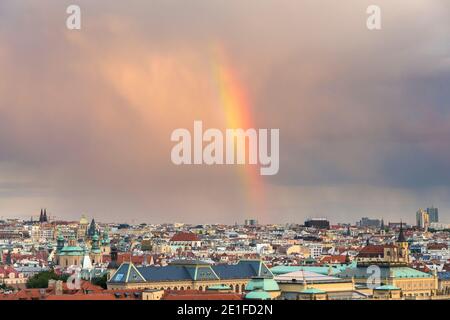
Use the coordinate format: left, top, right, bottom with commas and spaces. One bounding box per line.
170, 232, 200, 242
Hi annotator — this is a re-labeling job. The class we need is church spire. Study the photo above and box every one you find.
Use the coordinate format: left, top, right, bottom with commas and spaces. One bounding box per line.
397, 221, 406, 243
88, 218, 97, 238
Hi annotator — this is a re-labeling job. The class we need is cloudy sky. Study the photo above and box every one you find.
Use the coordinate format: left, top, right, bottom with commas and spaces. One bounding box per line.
0, 0, 449, 224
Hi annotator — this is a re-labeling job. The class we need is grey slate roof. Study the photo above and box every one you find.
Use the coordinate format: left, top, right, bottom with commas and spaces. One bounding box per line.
108, 259, 273, 284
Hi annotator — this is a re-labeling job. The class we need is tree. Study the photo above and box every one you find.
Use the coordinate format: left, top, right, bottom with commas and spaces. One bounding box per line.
26, 270, 65, 289
0, 283, 14, 291
91, 274, 108, 289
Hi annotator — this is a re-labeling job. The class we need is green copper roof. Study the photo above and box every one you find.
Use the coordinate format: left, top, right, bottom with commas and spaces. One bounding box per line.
245, 278, 280, 292
245, 290, 271, 300
300, 287, 326, 294
375, 285, 401, 291
58, 245, 84, 256
60, 246, 84, 252
207, 285, 231, 290
271, 263, 355, 276
337, 266, 432, 279
391, 268, 432, 278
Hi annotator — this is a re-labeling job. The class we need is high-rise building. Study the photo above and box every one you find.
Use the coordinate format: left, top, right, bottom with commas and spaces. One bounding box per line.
416, 209, 429, 230
304, 218, 330, 230
244, 219, 258, 227
427, 206, 439, 223
359, 217, 381, 228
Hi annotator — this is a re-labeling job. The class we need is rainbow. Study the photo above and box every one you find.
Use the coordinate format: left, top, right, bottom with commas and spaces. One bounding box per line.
210, 44, 267, 222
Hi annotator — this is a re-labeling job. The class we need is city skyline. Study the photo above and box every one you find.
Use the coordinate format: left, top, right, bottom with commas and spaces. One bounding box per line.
0, 207, 443, 227
1, 210, 449, 301
1, 1, 450, 224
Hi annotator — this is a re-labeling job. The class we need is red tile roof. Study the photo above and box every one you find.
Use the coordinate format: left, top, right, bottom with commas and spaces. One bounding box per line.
320, 255, 348, 264
357, 245, 394, 258
117, 253, 145, 265
60, 280, 104, 293
170, 232, 200, 242
427, 243, 448, 250
46, 294, 115, 300
1, 288, 44, 300
0, 266, 20, 277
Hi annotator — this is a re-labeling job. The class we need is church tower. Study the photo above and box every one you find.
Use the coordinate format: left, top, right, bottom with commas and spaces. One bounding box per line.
87, 218, 97, 239
89, 232, 102, 264
396, 222, 409, 264
39, 208, 48, 223
101, 230, 111, 255
56, 233, 65, 253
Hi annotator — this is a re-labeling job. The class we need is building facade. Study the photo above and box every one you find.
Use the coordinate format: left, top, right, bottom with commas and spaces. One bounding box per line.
107, 259, 273, 294
427, 207, 439, 223
416, 209, 430, 230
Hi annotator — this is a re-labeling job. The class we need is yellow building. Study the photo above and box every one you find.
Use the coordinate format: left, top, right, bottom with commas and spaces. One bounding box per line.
274, 269, 361, 300
277, 245, 310, 257
437, 272, 450, 295
337, 225, 438, 299
142, 289, 165, 300
55, 232, 103, 268
244, 277, 281, 300
77, 215, 89, 240
298, 288, 328, 300
373, 285, 402, 300
55, 235, 84, 267
100, 230, 111, 255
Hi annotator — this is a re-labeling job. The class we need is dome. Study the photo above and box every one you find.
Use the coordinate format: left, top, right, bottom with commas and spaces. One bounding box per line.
245, 277, 280, 292
245, 290, 271, 300
59, 245, 84, 256
102, 231, 110, 244
79, 215, 89, 225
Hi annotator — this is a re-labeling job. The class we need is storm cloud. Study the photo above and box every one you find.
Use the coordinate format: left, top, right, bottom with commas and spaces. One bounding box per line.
0, 0, 449, 224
